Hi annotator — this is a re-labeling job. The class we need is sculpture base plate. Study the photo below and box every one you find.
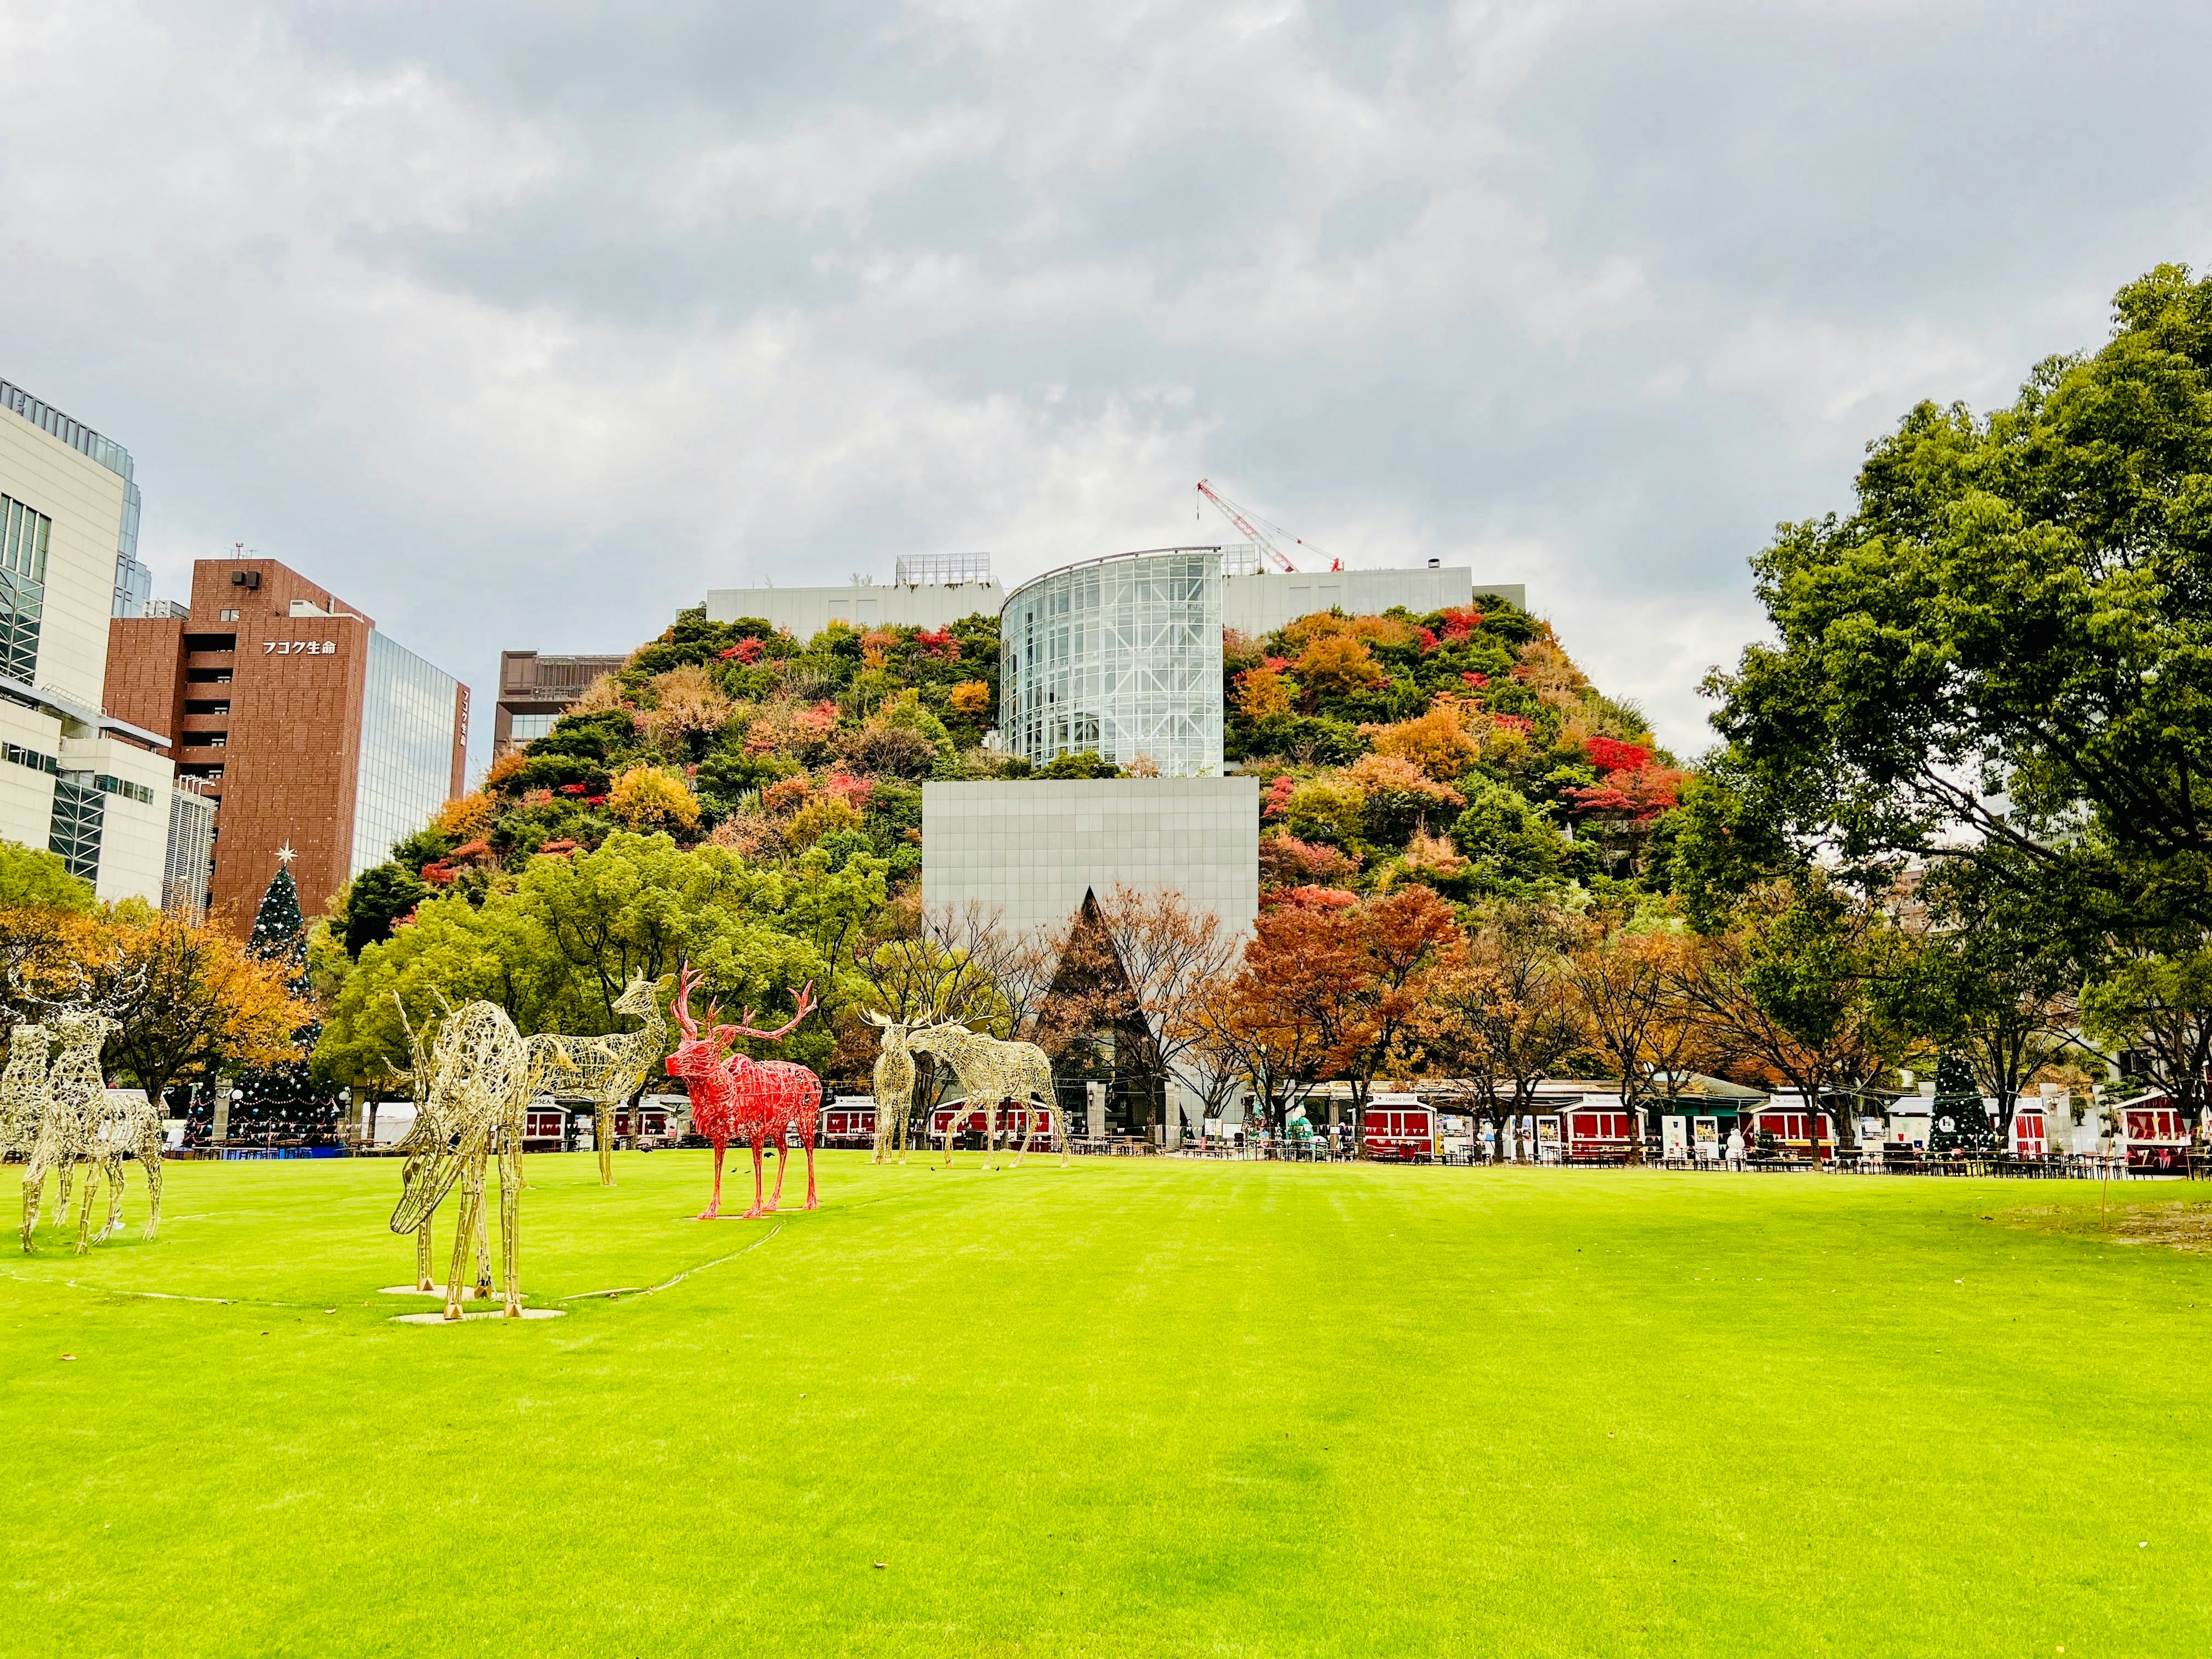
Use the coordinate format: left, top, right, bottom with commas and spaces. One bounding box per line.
390, 1308, 567, 1324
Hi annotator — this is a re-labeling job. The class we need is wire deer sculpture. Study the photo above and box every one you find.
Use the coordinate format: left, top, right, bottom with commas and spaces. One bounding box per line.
906, 1020, 1066, 1171
522, 973, 671, 1185
14, 964, 161, 1253
386, 994, 495, 1299
662, 964, 821, 1219
389, 998, 532, 1320
859, 1009, 916, 1165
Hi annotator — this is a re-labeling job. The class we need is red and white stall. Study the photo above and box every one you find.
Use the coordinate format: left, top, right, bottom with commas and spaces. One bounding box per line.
1565, 1104, 1638, 1161
1753, 1105, 1838, 1161
2117, 1092, 2194, 1172
1360, 1094, 1437, 1162
820, 1096, 878, 1147
929, 1098, 1056, 1147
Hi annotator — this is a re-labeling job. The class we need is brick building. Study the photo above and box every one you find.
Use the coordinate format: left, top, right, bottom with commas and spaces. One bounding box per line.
106, 556, 468, 931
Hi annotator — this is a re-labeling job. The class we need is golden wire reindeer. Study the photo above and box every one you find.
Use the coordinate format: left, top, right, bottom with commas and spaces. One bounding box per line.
71, 1039, 165, 1255
21, 1008, 161, 1253
907, 1021, 1066, 1171
523, 973, 671, 1185
389, 999, 531, 1320
387, 995, 493, 1298
859, 1009, 916, 1165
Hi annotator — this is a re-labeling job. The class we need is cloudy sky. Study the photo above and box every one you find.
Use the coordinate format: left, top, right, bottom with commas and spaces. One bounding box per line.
5, 2, 2206, 763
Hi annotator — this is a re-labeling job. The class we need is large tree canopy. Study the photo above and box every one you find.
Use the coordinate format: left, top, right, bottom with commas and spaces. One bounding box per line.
1703, 264, 2212, 933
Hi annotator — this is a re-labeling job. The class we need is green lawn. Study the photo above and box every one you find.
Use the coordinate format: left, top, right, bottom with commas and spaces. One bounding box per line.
3, 1154, 2207, 1657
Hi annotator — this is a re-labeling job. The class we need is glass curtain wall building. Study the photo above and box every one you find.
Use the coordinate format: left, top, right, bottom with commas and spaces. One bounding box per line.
1001, 549, 1224, 777
351, 631, 464, 877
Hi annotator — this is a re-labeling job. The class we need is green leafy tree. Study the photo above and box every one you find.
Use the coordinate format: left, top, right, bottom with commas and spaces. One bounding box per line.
2079, 936, 2212, 1126
1705, 264, 2212, 937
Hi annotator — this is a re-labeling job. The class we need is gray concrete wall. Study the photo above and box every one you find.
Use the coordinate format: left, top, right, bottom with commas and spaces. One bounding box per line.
921, 777, 1258, 941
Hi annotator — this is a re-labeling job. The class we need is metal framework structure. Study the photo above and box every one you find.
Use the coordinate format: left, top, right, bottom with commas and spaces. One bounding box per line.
1000, 549, 1224, 776
893, 551, 993, 586
524, 974, 669, 1185
905, 1022, 1066, 1170
861, 1010, 916, 1165
663, 967, 823, 1219
14, 984, 163, 1255
389, 999, 530, 1320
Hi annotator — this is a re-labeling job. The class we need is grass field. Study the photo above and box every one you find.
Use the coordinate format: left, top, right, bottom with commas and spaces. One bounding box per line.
4, 1153, 2208, 1657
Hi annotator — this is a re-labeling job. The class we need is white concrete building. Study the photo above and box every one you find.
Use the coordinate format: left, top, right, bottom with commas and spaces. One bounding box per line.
921, 777, 1259, 941
1221, 563, 1524, 639
0, 378, 184, 906
707, 552, 1001, 637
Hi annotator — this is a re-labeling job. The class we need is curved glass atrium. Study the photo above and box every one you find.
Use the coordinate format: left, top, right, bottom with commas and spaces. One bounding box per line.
1000, 549, 1223, 777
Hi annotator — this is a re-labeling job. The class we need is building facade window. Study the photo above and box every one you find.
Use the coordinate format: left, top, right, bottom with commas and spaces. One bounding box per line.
351, 631, 462, 877
4, 741, 58, 775
163, 781, 217, 920
48, 777, 103, 882
507, 713, 557, 744
1000, 550, 1224, 776
93, 774, 156, 805
0, 493, 51, 683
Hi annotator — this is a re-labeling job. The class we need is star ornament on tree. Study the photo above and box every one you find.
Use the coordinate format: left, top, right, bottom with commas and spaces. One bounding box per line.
276, 842, 297, 866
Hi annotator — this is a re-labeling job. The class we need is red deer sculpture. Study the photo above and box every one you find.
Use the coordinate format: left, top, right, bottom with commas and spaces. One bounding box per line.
665, 964, 823, 1219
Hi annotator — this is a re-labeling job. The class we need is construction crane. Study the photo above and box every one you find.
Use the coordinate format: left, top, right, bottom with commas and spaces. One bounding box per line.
1195, 480, 1342, 573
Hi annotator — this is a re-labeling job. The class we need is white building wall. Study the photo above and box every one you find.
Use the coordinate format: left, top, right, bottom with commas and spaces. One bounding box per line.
59, 733, 173, 906
1221, 567, 1525, 638
705, 581, 1002, 637
0, 406, 127, 706
0, 699, 62, 851
921, 777, 1259, 941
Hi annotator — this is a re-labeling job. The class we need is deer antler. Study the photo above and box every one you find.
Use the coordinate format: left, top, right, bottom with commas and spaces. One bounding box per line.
672, 961, 705, 1040
716, 981, 816, 1043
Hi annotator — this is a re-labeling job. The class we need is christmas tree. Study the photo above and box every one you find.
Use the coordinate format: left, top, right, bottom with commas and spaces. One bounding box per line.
1927, 1052, 1999, 1155
230, 846, 343, 1143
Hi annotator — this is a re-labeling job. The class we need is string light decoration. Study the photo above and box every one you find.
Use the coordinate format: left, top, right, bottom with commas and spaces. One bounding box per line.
389, 999, 531, 1320
18, 1010, 146, 1253
71, 1058, 164, 1254
859, 1010, 916, 1165
387, 996, 491, 1297
522, 974, 671, 1185
662, 964, 822, 1219
6, 1020, 55, 1245
906, 1022, 1066, 1170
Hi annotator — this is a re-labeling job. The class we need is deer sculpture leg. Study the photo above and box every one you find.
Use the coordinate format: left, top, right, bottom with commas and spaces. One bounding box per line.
498, 1142, 522, 1319
744, 1130, 773, 1219
136, 1121, 164, 1241
55, 1158, 74, 1228
444, 1157, 487, 1321
802, 1122, 819, 1210
764, 1128, 791, 1214
699, 1137, 728, 1220
72, 1156, 109, 1254
416, 1216, 435, 1291
596, 1103, 615, 1187
21, 1154, 51, 1252
472, 1196, 495, 1299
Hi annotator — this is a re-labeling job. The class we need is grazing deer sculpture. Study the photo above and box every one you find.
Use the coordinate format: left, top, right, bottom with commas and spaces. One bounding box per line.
905, 1021, 1065, 1171
523, 973, 671, 1184
17, 959, 162, 1253
387, 995, 494, 1299
389, 999, 531, 1320
663, 965, 821, 1219
860, 1009, 916, 1165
